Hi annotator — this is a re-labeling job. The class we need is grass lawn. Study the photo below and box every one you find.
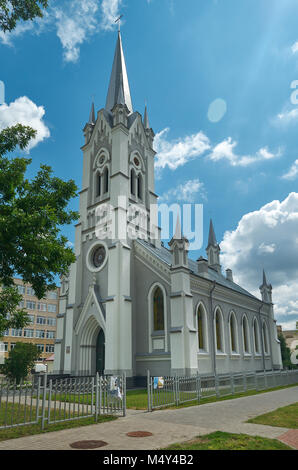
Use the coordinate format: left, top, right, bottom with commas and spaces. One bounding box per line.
127, 383, 298, 410
163, 431, 292, 450
247, 402, 298, 429
0, 402, 116, 441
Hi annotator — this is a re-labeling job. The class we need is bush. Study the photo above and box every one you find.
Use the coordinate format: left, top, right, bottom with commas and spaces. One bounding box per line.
0, 343, 40, 383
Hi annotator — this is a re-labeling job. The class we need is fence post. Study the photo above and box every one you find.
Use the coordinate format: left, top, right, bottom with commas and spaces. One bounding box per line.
175, 375, 179, 406
196, 371, 201, 403
95, 373, 99, 421
41, 373, 47, 430
122, 373, 126, 417
264, 371, 267, 389
47, 379, 52, 425
35, 375, 41, 423
255, 372, 258, 391
147, 370, 151, 412
231, 374, 235, 395
215, 375, 220, 398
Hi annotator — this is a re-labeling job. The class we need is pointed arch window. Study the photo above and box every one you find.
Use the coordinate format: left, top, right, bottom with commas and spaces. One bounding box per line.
137, 174, 143, 200
262, 321, 269, 354
130, 169, 135, 196
242, 315, 250, 354
197, 304, 208, 352
253, 318, 260, 354
103, 167, 109, 194
97, 173, 101, 197
153, 286, 165, 331
229, 312, 238, 353
215, 309, 224, 352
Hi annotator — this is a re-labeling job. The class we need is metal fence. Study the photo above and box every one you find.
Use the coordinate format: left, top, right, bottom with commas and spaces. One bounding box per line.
147, 369, 298, 411
0, 373, 126, 430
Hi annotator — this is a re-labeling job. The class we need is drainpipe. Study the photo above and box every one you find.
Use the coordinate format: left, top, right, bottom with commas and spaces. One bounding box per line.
209, 281, 217, 376
258, 302, 266, 372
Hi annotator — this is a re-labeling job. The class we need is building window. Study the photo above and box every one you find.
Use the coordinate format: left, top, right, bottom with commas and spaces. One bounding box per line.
17, 285, 25, 294
47, 304, 57, 313
242, 315, 250, 353
11, 329, 22, 337
262, 321, 269, 354
35, 330, 45, 338
26, 301, 36, 310
4, 329, 9, 336
38, 302, 47, 312
153, 286, 165, 331
130, 169, 135, 196
103, 167, 109, 193
10, 343, 16, 350
37, 344, 44, 352
253, 319, 260, 354
215, 309, 224, 353
229, 312, 238, 353
19, 300, 25, 308
47, 317, 56, 326
137, 174, 143, 200
26, 287, 35, 296
37, 316, 47, 325
46, 331, 55, 339
23, 329, 34, 338
4, 343, 8, 352
197, 304, 207, 352
47, 291, 58, 300
46, 344, 55, 353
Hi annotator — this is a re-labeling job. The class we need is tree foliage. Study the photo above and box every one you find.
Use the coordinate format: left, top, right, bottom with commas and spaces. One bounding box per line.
0, 124, 79, 336
0, 342, 40, 383
0, 0, 48, 32
278, 334, 295, 369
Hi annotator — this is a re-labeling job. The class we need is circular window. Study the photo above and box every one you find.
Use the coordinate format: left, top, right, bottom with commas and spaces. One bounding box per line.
92, 245, 106, 268
86, 242, 108, 273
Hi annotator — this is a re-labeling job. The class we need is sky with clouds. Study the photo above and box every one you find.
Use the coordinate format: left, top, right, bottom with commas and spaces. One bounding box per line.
1, 0, 298, 330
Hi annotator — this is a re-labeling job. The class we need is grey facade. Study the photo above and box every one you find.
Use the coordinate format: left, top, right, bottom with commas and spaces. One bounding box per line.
54, 32, 282, 378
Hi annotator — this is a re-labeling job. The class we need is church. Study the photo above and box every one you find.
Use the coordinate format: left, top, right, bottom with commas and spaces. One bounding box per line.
53, 32, 282, 380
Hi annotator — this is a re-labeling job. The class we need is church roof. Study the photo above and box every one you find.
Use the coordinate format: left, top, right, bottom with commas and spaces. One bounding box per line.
105, 31, 133, 114
136, 239, 259, 301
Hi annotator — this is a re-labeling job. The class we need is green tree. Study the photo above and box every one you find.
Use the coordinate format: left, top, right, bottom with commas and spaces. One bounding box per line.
278, 334, 293, 369
0, 0, 48, 32
0, 342, 40, 383
0, 124, 78, 336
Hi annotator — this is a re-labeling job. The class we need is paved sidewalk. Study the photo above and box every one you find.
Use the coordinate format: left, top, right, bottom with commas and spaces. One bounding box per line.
0, 386, 297, 450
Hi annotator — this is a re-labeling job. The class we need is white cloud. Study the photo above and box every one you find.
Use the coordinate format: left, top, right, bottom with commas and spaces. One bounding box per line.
282, 159, 298, 181
154, 127, 211, 170
220, 192, 298, 329
0, 97, 50, 150
208, 137, 281, 167
291, 41, 298, 54
101, 0, 123, 31
0, 0, 123, 62
160, 179, 206, 203
274, 107, 298, 125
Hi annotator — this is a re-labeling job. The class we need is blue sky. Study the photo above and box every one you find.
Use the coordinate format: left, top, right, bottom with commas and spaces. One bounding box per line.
1, 0, 298, 329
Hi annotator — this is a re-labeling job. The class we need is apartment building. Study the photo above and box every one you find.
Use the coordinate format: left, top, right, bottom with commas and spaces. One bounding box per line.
2, 278, 59, 360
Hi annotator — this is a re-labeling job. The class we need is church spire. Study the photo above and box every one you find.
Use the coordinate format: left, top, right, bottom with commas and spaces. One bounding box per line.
105, 31, 133, 114
207, 219, 217, 247
262, 269, 268, 287
144, 104, 150, 129
206, 219, 221, 273
259, 270, 272, 303
88, 101, 95, 125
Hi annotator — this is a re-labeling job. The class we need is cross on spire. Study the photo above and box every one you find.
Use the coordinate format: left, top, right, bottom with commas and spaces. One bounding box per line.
115, 14, 123, 32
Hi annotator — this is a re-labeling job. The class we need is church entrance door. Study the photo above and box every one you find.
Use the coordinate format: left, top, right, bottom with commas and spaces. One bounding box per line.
96, 329, 105, 375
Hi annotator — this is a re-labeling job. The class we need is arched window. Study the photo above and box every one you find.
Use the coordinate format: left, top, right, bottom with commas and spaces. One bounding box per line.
137, 174, 143, 200
97, 173, 101, 197
262, 321, 269, 354
242, 315, 250, 354
153, 287, 164, 331
215, 309, 224, 352
103, 167, 109, 194
253, 318, 260, 354
229, 312, 237, 353
197, 304, 207, 352
130, 169, 135, 196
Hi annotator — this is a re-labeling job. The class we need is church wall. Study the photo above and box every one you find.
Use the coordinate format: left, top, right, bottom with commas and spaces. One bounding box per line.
133, 254, 171, 377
